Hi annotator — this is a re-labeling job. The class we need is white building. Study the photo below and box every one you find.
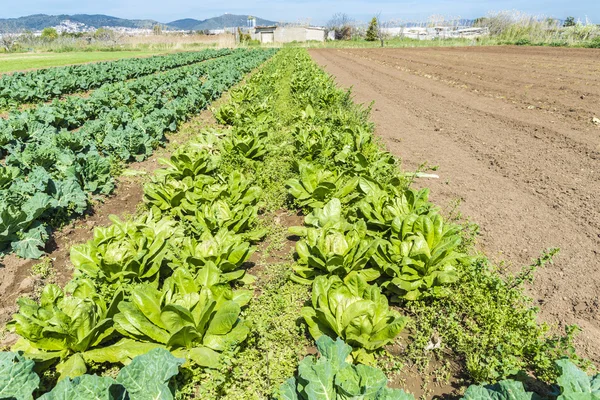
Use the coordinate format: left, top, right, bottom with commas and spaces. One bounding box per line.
252, 26, 326, 43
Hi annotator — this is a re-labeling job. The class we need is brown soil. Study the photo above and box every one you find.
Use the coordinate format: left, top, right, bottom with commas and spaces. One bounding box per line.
309, 46, 600, 363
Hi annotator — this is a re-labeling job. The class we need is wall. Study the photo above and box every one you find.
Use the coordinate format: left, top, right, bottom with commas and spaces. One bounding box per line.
252, 27, 326, 43
305, 28, 326, 42
274, 27, 306, 42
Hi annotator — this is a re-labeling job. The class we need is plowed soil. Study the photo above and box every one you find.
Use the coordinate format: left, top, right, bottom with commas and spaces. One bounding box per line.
309, 46, 600, 362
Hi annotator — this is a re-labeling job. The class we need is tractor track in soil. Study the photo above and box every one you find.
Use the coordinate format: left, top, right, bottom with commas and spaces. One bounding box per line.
309, 46, 600, 362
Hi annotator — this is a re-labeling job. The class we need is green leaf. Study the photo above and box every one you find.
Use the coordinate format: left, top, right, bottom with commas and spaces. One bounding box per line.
12, 224, 48, 259
0, 351, 39, 400
116, 348, 184, 400
556, 359, 600, 400
315, 336, 351, 374
184, 346, 221, 368
463, 380, 538, 400
83, 339, 164, 365
302, 360, 336, 400
38, 375, 124, 400
205, 301, 241, 336
279, 378, 300, 400
280, 337, 402, 399
56, 353, 87, 381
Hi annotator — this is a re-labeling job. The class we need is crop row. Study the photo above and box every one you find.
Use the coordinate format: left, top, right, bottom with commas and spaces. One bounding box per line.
0, 49, 276, 259
207, 50, 596, 398
0, 49, 232, 108
0, 62, 278, 397
0, 49, 595, 399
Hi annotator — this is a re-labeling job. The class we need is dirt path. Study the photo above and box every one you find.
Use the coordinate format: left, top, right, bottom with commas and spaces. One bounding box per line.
309, 46, 600, 362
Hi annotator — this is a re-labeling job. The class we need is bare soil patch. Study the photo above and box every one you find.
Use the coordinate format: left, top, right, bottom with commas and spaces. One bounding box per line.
309, 46, 600, 362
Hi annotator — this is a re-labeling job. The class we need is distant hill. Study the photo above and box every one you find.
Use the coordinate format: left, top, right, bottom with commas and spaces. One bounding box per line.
168, 14, 277, 31
0, 14, 160, 31
0, 13, 277, 33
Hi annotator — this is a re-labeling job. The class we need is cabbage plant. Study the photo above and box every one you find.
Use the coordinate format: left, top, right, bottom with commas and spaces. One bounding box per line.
301, 273, 408, 364
38, 348, 184, 400
280, 336, 412, 399
0, 351, 39, 400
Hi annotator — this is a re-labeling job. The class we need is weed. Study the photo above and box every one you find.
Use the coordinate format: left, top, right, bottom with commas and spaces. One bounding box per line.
30, 257, 55, 281
176, 264, 311, 399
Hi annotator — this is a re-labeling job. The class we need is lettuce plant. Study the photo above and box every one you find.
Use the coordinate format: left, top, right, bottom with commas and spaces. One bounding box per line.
184, 200, 266, 242
215, 103, 240, 125
169, 229, 255, 281
223, 127, 269, 160
333, 146, 399, 179
290, 198, 354, 235
292, 220, 381, 285
373, 214, 465, 301
279, 336, 412, 399
144, 176, 197, 216
156, 148, 220, 181
9, 279, 123, 380
285, 160, 359, 210
70, 215, 183, 290
177, 171, 262, 215
301, 273, 408, 364
356, 185, 436, 235
293, 125, 336, 161
112, 272, 250, 367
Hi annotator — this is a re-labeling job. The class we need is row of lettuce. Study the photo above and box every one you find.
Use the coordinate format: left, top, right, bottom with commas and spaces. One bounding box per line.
0, 49, 597, 399
0, 49, 231, 108
211, 49, 598, 398
0, 50, 281, 399
0, 49, 276, 259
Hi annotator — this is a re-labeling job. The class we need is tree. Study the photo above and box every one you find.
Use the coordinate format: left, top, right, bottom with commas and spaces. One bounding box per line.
153, 24, 162, 35
366, 17, 378, 41
563, 16, 576, 27
41, 27, 58, 41
0, 32, 18, 52
327, 13, 354, 40
237, 27, 251, 43
93, 28, 115, 41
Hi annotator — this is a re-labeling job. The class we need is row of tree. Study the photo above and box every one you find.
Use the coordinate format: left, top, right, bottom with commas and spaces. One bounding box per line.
0, 27, 122, 52
327, 13, 585, 42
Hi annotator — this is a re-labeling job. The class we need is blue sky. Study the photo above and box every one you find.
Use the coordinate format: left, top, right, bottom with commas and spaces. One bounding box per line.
2, 0, 598, 25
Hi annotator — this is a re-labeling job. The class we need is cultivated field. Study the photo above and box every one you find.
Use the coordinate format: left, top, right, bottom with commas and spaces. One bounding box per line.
0, 50, 171, 73
310, 46, 600, 361
0, 46, 599, 399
